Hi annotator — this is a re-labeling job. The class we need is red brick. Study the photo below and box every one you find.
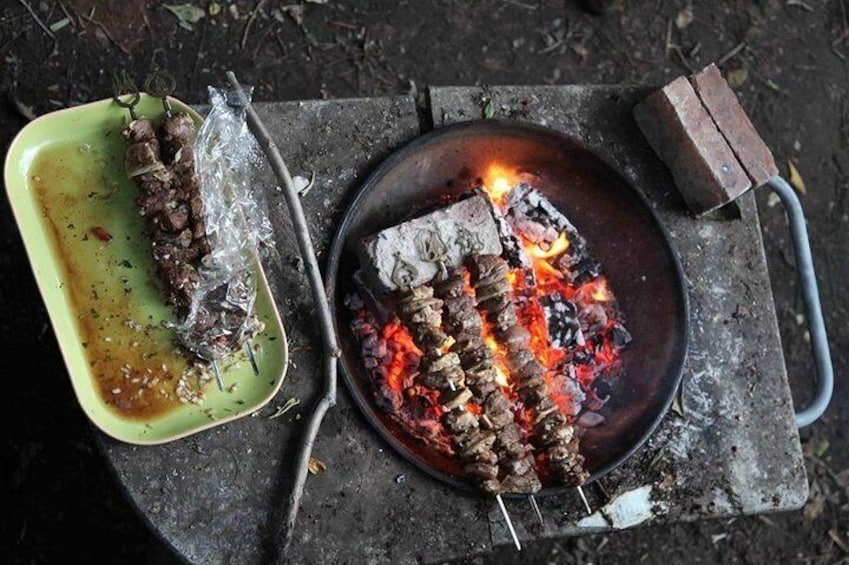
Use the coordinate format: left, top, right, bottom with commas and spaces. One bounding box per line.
633, 76, 751, 214
690, 64, 778, 187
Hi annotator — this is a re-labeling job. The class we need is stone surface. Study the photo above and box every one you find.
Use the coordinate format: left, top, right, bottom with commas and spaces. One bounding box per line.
358, 195, 502, 292
690, 64, 779, 187
100, 88, 807, 564
633, 76, 751, 214
429, 85, 806, 548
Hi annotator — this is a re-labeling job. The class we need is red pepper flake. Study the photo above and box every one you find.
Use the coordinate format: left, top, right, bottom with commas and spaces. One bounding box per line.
92, 226, 112, 242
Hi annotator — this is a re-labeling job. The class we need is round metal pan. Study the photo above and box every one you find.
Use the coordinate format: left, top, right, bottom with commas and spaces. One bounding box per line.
325, 119, 689, 497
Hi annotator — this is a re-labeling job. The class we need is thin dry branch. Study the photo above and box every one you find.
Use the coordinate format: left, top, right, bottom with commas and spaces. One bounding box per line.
225, 71, 340, 558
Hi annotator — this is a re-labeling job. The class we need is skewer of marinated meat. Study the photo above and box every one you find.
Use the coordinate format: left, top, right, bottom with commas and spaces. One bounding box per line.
468, 255, 589, 487
434, 270, 542, 495
395, 285, 502, 496
122, 107, 262, 373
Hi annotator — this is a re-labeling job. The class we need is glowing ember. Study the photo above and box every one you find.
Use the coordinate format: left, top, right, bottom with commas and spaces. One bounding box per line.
381, 320, 421, 393
348, 175, 631, 488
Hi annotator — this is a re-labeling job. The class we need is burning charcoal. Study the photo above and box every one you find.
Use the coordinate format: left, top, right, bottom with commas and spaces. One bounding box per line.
540, 292, 583, 349
578, 411, 606, 428
359, 196, 503, 292
583, 387, 610, 412
578, 303, 608, 334
570, 258, 602, 285
612, 323, 632, 348
505, 184, 579, 243
475, 186, 533, 272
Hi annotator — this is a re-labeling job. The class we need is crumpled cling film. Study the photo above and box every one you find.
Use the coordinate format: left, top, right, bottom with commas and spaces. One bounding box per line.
176, 86, 275, 361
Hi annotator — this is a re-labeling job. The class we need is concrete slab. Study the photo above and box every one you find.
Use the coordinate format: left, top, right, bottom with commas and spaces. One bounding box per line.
100, 87, 807, 564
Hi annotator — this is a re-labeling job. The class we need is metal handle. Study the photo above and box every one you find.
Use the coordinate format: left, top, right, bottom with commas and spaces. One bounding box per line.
766, 176, 834, 427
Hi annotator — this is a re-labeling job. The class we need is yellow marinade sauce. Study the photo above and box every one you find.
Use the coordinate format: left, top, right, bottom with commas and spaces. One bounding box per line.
31, 138, 192, 420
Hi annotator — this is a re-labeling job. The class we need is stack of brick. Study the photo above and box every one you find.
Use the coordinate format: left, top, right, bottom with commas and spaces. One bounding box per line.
633, 64, 778, 214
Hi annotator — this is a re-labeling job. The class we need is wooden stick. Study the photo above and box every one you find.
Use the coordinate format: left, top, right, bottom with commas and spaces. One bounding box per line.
225, 71, 340, 555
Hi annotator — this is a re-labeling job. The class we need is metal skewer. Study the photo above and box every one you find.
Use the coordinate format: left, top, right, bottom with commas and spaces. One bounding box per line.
496, 494, 522, 551
245, 342, 260, 376
144, 66, 176, 118
211, 360, 225, 391
528, 495, 544, 525
576, 485, 592, 515
111, 70, 140, 120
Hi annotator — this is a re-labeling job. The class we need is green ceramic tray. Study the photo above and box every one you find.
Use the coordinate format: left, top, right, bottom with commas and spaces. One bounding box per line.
4, 94, 288, 444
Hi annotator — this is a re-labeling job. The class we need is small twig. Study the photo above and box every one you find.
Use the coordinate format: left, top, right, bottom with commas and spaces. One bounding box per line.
241, 0, 268, 50
56, 0, 76, 27
671, 45, 695, 72
717, 41, 746, 66
80, 13, 130, 55
17, 0, 55, 40
664, 18, 674, 57
501, 0, 540, 9
786, 0, 814, 12
226, 71, 340, 558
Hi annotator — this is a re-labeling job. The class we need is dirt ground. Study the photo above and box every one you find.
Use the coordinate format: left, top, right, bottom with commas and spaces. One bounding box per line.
1, 1, 847, 563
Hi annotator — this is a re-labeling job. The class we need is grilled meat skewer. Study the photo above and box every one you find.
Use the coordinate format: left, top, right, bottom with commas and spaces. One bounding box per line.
434, 270, 542, 494
122, 112, 261, 365
395, 285, 502, 495
468, 255, 589, 486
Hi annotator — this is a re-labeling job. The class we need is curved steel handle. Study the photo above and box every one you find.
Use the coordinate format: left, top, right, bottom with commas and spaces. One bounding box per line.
767, 176, 834, 427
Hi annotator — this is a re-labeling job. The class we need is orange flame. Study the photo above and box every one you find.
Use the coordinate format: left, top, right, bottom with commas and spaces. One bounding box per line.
580, 278, 611, 302
482, 164, 519, 207
529, 232, 570, 259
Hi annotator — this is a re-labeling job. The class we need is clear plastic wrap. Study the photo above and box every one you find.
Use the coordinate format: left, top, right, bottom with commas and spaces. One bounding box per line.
176, 86, 275, 361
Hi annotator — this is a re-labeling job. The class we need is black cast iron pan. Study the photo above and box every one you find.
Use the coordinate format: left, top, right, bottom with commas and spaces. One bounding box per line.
325, 120, 689, 497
